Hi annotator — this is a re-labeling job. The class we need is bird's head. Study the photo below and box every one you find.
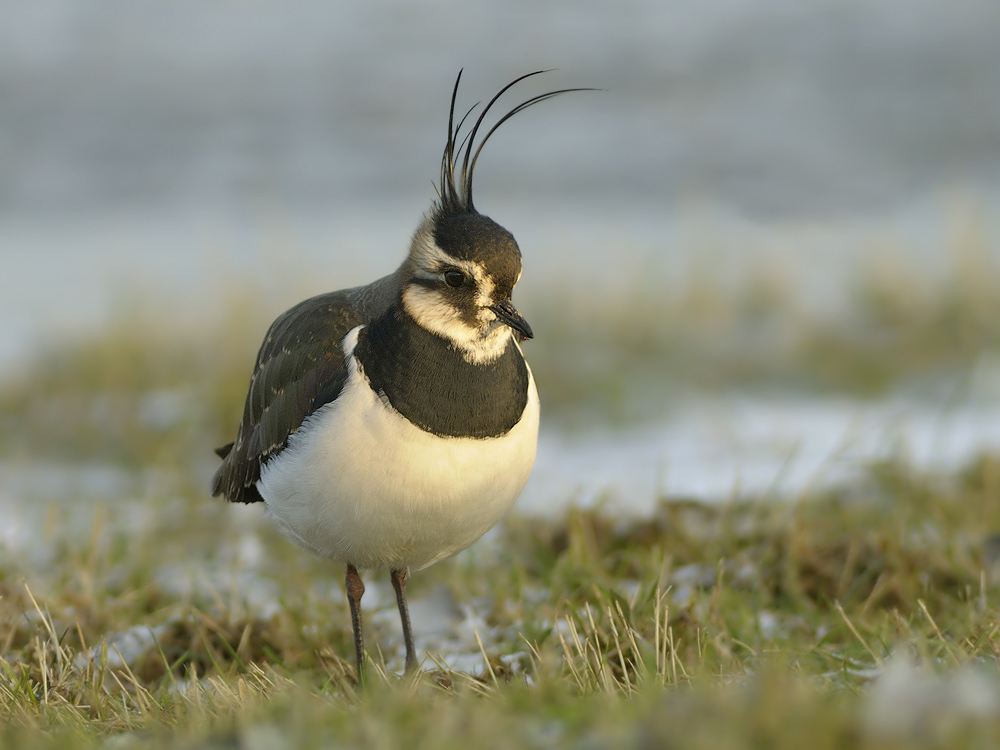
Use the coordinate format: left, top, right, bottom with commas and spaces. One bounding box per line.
403, 208, 529, 364
401, 70, 587, 364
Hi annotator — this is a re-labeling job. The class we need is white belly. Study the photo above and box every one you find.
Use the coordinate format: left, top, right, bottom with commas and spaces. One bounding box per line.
257, 327, 540, 571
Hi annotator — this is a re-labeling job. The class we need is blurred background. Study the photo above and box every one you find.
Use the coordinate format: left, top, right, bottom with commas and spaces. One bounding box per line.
5, 0, 1000, 357
3, 0, 1000, 548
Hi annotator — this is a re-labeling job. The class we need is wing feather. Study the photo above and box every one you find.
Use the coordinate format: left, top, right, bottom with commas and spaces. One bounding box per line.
211, 291, 366, 504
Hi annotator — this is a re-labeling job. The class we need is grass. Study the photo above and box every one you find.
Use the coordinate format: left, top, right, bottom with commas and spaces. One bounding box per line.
3, 226, 1000, 747
531, 213, 1000, 422
5, 456, 1000, 748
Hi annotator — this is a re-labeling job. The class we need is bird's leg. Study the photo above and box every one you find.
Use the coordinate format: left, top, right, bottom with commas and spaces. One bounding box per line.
345, 564, 366, 686
391, 567, 417, 673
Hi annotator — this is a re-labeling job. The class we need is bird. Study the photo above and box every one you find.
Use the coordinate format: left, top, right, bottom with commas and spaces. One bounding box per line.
211, 70, 588, 684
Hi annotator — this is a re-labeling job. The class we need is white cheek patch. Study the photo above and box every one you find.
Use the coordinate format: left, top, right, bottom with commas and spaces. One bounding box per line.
402, 284, 513, 365
474, 272, 495, 314
402, 283, 470, 339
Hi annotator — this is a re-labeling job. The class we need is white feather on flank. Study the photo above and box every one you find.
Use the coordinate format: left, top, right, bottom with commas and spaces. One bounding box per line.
402, 218, 514, 365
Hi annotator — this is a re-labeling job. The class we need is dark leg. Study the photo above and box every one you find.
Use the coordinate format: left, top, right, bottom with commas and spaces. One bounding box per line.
391, 567, 417, 673
345, 564, 366, 686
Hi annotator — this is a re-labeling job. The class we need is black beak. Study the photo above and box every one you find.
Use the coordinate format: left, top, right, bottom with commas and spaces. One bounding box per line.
490, 299, 533, 341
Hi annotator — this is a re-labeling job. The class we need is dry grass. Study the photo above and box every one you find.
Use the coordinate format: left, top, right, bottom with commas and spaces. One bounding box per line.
4, 454, 1000, 748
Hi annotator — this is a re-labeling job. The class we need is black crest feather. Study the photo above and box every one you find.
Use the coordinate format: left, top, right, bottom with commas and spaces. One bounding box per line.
438, 70, 594, 215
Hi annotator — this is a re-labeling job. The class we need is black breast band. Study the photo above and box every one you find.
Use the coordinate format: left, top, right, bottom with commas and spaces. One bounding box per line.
353, 305, 529, 439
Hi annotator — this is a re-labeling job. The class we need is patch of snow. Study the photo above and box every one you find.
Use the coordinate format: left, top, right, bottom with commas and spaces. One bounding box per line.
864, 653, 1000, 737
521, 393, 1000, 516
76, 624, 168, 670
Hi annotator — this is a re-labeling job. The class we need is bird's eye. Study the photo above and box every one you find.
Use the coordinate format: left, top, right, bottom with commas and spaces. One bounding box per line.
444, 269, 465, 288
